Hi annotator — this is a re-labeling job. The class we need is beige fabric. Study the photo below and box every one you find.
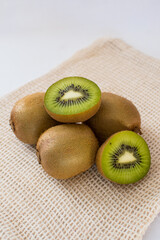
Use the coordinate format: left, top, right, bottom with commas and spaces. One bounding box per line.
1, 38, 160, 240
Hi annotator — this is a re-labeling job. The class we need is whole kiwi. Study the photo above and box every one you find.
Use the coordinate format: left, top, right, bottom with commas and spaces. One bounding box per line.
36, 124, 99, 179
10, 92, 58, 144
86, 92, 141, 144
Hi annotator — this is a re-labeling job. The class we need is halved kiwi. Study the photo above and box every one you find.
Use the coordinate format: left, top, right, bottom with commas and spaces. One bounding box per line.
96, 131, 151, 184
44, 76, 101, 123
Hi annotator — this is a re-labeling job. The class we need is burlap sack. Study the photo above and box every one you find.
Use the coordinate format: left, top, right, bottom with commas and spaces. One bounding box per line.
1, 39, 160, 240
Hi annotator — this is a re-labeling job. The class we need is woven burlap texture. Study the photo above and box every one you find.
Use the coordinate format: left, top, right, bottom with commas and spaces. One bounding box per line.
1, 38, 160, 240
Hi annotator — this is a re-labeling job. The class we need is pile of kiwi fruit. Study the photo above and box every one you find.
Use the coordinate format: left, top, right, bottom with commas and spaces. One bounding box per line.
10, 76, 151, 184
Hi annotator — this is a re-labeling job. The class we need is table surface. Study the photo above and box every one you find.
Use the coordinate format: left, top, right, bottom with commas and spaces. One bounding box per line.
0, 1, 160, 239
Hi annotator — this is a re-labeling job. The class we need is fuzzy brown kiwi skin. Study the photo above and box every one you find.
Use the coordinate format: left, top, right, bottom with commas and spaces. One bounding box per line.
36, 124, 99, 179
86, 92, 141, 144
10, 92, 59, 145
45, 98, 101, 123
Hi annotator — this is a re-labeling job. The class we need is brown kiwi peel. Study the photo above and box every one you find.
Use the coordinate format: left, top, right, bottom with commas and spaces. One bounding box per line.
86, 92, 141, 144
36, 124, 99, 179
10, 92, 58, 144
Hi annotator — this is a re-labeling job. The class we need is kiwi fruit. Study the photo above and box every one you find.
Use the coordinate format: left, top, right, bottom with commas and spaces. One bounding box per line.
44, 76, 101, 123
96, 131, 151, 184
86, 92, 141, 144
10, 92, 58, 144
36, 124, 99, 179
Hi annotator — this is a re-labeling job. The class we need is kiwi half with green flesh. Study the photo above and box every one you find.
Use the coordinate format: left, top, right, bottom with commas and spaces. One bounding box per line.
86, 92, 141, 144
96, 131, 151, 184
10, 93, 58, 144
36, 124, 99, 179
44, 76, 101, 123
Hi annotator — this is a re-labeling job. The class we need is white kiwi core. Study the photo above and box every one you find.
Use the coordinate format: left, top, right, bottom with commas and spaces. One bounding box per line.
118, 151, 137, 164
61, 90, 83, 100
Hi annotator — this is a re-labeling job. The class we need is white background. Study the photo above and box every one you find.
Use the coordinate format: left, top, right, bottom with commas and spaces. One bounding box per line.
0, 0, 160, 239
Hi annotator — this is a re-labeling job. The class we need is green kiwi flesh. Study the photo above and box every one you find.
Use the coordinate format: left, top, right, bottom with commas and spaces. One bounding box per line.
44, 76, 101, 123
10, 93, 58, 144
86, 92, 141, 144
36, 124, 99, 179
96, 131, 151, 184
